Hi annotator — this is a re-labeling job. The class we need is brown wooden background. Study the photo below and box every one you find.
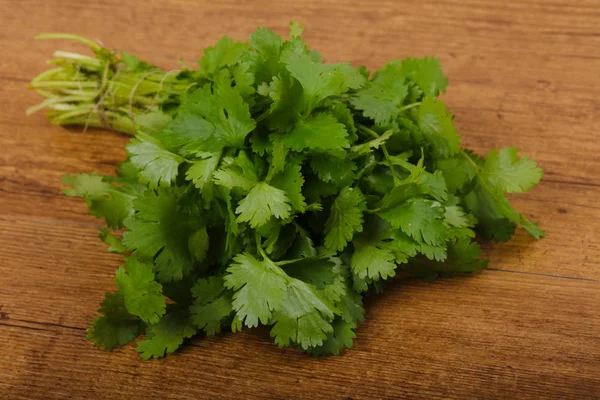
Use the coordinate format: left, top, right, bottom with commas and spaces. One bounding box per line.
1, 0, 599, 399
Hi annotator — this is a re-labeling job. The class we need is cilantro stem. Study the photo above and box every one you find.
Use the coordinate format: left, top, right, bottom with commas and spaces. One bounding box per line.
357, 124, 379, 140
357, 124, 400, 185
460, 149, 481, 172
255, 231, 269, 261
255, 109, 271, 123
34, 33, 102, 51
398, 102, 421, 112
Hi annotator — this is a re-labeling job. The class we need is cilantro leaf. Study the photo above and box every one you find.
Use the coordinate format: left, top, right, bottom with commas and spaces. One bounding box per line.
170, 84, 256, 152
324, 187, 366, 251
260, 70, 304, 131
98, 228, 126, 253
462, 150, 545, 240
115, 258, 166, 324
282, 50, 365, 114
198, 36, 247, 78
307, 319, 357, 356
464, 181, 544, 240
379, 198, 447, 246
348, 215, 416, 282
436, 155, 476, 193
309, 152, 357, 187
481, 147, 543, 193
417, 97, 461, 158
283, 113, 349, 152
63, 174, 135, 229
351, 67, 408, 126
135, 111, 172, 136
136, 306, 196, 360
190, 276, 233, 335
224, 253, 287, 327
87, 291, 145, 351
123, 190, 197, 282
185, 152, 221, 190
235, 182, 291, 228
244, 28, 283, 84
400, 57, 448, 97
270, 279, 335, 349
126, 133, 184, 189
270, 162, 307, 213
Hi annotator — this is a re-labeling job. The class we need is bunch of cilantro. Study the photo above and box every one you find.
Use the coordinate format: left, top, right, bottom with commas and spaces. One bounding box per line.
59, 23, 543, 359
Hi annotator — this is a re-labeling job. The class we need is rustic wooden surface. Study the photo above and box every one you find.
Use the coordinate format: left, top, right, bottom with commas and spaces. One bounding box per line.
1, 0, 599, 399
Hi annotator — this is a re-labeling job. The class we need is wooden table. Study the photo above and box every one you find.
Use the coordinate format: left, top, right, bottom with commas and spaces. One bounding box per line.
1, 0, 599, 399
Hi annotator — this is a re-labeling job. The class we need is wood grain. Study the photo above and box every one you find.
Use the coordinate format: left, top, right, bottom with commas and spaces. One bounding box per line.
1, 0, 599, 399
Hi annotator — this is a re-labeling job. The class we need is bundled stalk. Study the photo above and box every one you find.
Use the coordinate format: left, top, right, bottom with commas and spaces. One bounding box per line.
28, 33, 192, 135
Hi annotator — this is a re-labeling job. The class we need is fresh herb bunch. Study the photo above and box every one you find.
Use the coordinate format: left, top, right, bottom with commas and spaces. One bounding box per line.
30, 22, 544, 359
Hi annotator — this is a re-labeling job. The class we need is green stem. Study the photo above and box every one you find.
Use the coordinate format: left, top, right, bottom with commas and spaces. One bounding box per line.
460, 149, 481, 172
357, 124, 400, 185
255, 231, 269, 261
34, 33, 101, 51
398, 102, 421, 112
30, 81, 98, 89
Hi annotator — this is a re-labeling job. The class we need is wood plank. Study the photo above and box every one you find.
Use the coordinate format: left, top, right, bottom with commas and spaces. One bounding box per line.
1, 272, 598, 400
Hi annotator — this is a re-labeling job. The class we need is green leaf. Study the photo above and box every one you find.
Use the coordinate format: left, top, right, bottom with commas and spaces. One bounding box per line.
135, 111, 171, 136
481, 147, 543, 193
289, 20, 304, 38
400, 57, 448, 97
324, 187, 366, 252
266, 139, 288, 182
328, 101, 358, 142
115, 258, 166, 324
123, 190, 197, 282
224, 253, 287, 327
198, 36, 247, 78
436, 155, 476, 193
136, 306, 196, 360
126, 133, 184, 189
188, 227, 210, 263
87, 291, 145, 351
213, 168, 257, 191
351, 130, 393, 156
378, 198, 447, 246
351, 74, 408, 125
409, 238, 489, 276
417, 97, 461, 158
307, 319, 357, 356
270, 162, 307, 213
464, 181, 544, 240
351, 238, 396, 281
282, 50, 365, 113
210, 84, 257, 148
185, 152, 221, 190
270, 279, 334, 349
260, 71, 304, 131
244, 28, 283, 84
98, 228, 126, 253
309, 152, 357, 187
283, 113, 349, 152
235, 182, 291, 228
444, 205, 474, 228
190, 276, 233, 335
170, 84, 256, 151
63, 174, 135, 229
